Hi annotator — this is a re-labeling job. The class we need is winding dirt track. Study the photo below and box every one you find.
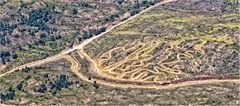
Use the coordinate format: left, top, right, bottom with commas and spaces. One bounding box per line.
65, 54, 240, 89
0, 0, 239, 89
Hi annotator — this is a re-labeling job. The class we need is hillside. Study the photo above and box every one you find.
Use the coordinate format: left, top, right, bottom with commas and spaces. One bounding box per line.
0, 0, 239, 105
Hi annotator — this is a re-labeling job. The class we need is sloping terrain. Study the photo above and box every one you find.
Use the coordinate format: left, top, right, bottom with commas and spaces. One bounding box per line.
83, 0, 239, 83
0, 0, 239, 105
0, 0, 160, 73
0, 59, 239, 105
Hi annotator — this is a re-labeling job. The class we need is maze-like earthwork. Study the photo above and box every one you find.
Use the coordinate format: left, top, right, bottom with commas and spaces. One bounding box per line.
96, 39, 205, 82
66, 1, 239, 88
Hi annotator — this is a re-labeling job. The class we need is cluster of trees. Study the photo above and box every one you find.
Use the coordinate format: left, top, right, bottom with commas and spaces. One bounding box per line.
0, 87, 15, 101
16, 6, 57, 36
0, 66, 35, 101
0, 69, 99, 102
79, 2, 92, 8
22, 67, 32, 73
36, 33, 62, 46
0, 22, 16, 45
27, 8, 52, 31
106, 1, 153, 22
130, 0, 160, 16
0, 51, 10, 64
82, 27, 106, 39
33, 74, 73, 95
50, 74, 72, 92
36, 74, 87, 95
130, 2, 141, 16
0, 68, 32, 102
37, 84, 48, 93
105, 14, 120, 22
0, 51, 17, 64
0, 7, 60, 65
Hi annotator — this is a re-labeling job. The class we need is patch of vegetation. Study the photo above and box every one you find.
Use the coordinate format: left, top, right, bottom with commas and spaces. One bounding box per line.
0, 59, 239, 105
0, 22, 16, 45
27, 8, 52, 31
0, 0, 162, 68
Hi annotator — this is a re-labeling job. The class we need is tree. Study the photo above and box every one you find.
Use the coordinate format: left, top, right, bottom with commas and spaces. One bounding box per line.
93, 81, 99, 89
37, 84, 47, 93
0, 87, 15, 101
72, 8, 78, 15
12, 53, 18, 59
40, 33, 47, 38
16, 82, 23, 91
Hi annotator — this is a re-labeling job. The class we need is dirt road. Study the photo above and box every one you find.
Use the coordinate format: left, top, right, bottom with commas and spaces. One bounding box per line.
63, 0, 178, 54
0, 0, 178, 78
0, 0, 239, 89
0, 53, 67, 77
65, 55, 240, 89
